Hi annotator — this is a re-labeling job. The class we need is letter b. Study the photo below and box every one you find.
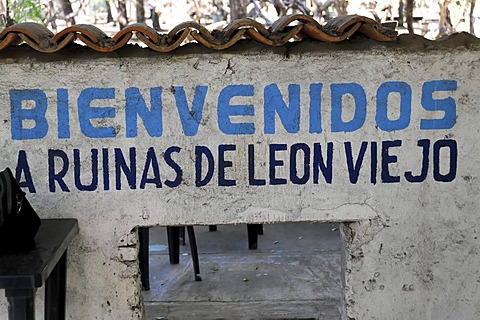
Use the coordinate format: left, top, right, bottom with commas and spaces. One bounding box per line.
10, 89, 49, 140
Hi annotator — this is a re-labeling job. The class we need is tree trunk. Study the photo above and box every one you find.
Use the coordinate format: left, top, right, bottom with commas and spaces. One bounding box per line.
52, 0, 76, 25
0, 0, 6, 26
117, 0, 128, 29
335, 0, 347, 16
406, 0, 414, 33
136, 0, 145, 23
192, 0, 201, 22
61, 0, 76, 25
106, 0, 114, 23
274, 0, 287, 16
46, 0, 58, 31
470, 0, 476, 34
4, 0, 13, 26
398, 0, 404, 26
230, 0, 249, 21
438, 0, 452, 37
151, 8, 160, 30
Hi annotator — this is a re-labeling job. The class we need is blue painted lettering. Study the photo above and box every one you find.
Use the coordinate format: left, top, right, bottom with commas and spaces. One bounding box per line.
269, 144, 287, 185
57, 89, 70, 139
115, 147, 136, 190
74, 148, 98, 191
174, 86, 208, 136
331, 83, 367, 133
248, 144, 266, 186
125, 87, 163, 138
309, 83, 323, 133
405, 139, 430, 182
48, 149, 70, 192
140, 147, 162, 189
433, 139, 457, 182
195, 146, 214, 187
218, 85, 255, 134
370, 141, 377, 185
16, 150, 36, 193
290, 143, 310, 184
345, 141, 368, 184
313, 142, 333, 184
164, 146, 183, 188
218, 144, 236, 186
421, 80, 457, 130
264, 84, 301, 134
10, 89, 48, 140
376, 82, 412, 131
381, 140, 401, 183
78, 88, 116, 138
102, 148, 110, 191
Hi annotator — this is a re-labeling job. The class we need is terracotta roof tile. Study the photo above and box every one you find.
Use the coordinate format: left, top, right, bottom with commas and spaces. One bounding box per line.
0, 14, 397, 53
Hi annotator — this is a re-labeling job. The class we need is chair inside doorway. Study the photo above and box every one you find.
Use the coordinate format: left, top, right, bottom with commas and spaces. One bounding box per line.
140, 222, 343, 319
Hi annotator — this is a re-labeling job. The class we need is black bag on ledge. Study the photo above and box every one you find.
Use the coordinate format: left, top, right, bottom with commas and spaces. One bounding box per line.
0, 167, 41, 255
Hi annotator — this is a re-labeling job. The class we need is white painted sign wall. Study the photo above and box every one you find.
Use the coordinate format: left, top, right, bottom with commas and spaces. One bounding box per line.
0, 42, 478, 319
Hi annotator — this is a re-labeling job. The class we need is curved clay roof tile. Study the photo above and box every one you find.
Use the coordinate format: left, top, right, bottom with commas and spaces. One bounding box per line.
0, 14, 398, 53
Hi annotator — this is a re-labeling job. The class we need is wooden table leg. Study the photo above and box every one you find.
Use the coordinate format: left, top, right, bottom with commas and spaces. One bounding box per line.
5, 288, 36, 320
45, 251, 67, 320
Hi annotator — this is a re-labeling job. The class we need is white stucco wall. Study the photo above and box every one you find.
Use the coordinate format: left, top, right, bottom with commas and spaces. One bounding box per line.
0, 37, 478, 319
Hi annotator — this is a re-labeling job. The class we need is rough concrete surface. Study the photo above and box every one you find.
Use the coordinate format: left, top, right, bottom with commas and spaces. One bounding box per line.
143, 222, 342, 319
0, 39, 479, 319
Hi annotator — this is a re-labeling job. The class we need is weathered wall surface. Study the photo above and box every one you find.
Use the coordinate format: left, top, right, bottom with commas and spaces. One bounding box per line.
0, 37, 479, 319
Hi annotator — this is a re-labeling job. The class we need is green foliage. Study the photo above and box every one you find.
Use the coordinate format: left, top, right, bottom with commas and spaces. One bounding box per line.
9, 0, 45, 23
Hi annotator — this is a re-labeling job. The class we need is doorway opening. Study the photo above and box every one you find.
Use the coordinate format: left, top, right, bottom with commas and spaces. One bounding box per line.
141, 222, 343, 319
